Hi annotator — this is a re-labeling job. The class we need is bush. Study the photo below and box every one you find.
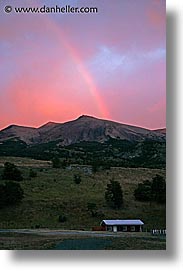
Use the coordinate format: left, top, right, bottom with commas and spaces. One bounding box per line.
52, 157, 61, 168
0, 181, 24, 209
1, 162, 23, 181
58, 215, 67, 223
73, 174, 81, 184
29, 169, 37, 178
35, 224, 40, 229
91, 162, 98, 173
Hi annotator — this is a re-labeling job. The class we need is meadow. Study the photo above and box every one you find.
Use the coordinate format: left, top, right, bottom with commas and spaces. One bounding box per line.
0, 157, 166, 231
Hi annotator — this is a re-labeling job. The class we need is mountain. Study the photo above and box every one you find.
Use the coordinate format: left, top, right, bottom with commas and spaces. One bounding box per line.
0, 125, 39, 144
0, 116, 166, 168
0, 115, 166, 146
153, 128, 166, 134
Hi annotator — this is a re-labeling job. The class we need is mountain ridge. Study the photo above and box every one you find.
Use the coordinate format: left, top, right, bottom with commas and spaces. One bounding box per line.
0, 115, 166, 146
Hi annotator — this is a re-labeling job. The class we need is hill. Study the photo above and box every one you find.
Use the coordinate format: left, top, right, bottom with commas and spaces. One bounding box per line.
0, 157, 166, 231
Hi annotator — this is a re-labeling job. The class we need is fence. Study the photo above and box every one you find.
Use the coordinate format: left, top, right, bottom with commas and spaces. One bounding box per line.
151, 229, 166, 235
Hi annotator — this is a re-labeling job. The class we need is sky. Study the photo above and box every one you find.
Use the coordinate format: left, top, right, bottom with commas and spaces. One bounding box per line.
0, 0, 166, 130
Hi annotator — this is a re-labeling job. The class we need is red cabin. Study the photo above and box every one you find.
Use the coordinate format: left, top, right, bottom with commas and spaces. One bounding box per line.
100, 219, 144, 232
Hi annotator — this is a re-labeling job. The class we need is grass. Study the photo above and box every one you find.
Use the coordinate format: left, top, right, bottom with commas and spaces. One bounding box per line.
108, 235, 166, 250
0, 156, 51, 168
0, 232, 166, 250
0, 232, 62, 250
0, 157, 166, 231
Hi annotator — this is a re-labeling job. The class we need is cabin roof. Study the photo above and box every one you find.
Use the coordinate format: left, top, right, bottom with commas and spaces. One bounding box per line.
101, 219, 144, 226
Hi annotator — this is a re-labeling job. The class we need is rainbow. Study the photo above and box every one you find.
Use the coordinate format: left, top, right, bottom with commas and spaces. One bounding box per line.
40, 13, 110, 118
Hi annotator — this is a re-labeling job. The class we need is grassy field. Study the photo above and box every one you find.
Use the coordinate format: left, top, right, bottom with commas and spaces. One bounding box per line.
0, 157, 166, 231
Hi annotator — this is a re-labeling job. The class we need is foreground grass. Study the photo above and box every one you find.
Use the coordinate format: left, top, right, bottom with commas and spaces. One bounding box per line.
0, 157, 166, 231
0, 232, 55, 250
0, 232, 166, 250
108, 236, 166, 250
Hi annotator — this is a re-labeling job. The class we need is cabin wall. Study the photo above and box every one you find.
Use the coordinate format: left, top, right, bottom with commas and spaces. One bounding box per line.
105, 225, 142, 232
117, 225, 141, 232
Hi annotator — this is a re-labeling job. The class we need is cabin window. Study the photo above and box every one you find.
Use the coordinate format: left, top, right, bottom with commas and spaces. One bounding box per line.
107, 226, 112, 231
117, 225, 123, 231
130, 226, 135, 232
122, 226, 127, 232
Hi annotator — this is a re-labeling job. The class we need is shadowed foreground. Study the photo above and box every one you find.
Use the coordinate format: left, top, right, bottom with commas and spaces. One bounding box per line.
0, 230, 166, 250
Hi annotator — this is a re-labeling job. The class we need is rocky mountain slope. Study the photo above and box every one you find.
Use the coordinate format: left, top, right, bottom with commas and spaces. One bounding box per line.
0, 115, 166, 146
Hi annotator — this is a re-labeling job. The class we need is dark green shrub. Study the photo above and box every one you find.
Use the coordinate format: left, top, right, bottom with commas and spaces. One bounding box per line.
35, 224, 40, 229
91, 162, 98, 173
52, 157, 61, 168
29, 169, 37, 178
73, 174, 81, 184
58, 215, 67, 223
1, 162, 23, 181
0, 181, 24, 209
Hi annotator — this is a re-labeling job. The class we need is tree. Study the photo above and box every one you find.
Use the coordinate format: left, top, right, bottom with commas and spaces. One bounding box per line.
105, 180, 123, 209
1, 162, 23, 181
87, 202, 98, 217
0, 184, 6, 209
151, 174, 166, 203
52, 157, 61, 168
73, 174, 81, 184
134, 175, 166, 204
58, 214, 67, 223
91, 162, 98, 173
29, 169, 37, 178
0, 181, 24, 209
134, 180, 152, 201
61, 159, 67, 169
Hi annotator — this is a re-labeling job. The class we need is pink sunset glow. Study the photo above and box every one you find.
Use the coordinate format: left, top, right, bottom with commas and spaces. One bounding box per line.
0, 0, 166, 130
